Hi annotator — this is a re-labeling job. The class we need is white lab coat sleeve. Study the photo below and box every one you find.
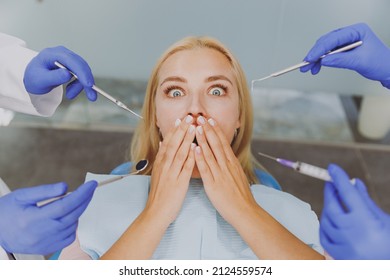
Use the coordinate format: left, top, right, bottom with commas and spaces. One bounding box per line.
0, 33, 63, 117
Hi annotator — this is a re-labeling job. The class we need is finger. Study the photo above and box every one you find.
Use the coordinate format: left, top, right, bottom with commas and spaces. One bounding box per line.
36, 68, 73, 89
14, 182, 68, 204
57, 193, 95, 227
49, 46, 95, 88
310, 61, 322, 75
178, 143, 196, 180
321, 51, 361, 70
320, 213, 342, 243
319, 227, 342, 260
304, 27, 361, 62
156, 118, 183, 162
43, 224, 78, 254
170, 124, 196, 178
319, 226, 333, 254
203, 117, 248, 186
327, 164, 365, 212
205, 118, 237, 164
194, 146, 215, 184
159, 116, 193, 172
65, 80, 84, 100
43, 233, 76, 256
84, 87, 97, 101
300, 63, 313, 73
43, 180, 97, 219
323, 183, 359, 228
54, 222, 78, 241
354, 178, 383, 217
195, 125, 219, 172
323, 182, 345, 215
198, 117, 227, 167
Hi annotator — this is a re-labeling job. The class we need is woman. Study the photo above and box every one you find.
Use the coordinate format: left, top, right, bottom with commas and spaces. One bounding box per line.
60, 36, 323, 260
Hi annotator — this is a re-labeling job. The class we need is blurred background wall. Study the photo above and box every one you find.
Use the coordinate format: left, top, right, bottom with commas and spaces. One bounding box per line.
1, 0, 389, 95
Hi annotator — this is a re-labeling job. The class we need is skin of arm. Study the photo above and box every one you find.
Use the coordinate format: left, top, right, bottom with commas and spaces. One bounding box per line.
194, 116, 324, 260
101, 117, 196, 259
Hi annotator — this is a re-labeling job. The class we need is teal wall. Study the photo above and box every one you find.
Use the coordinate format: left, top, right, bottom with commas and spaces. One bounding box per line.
1, 0, 389, 95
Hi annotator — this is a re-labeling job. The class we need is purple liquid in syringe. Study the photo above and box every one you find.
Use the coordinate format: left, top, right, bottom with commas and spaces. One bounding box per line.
276, 158, 296, 169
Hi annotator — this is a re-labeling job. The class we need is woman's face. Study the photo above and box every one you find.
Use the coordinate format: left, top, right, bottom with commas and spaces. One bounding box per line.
155, 48, 240, 143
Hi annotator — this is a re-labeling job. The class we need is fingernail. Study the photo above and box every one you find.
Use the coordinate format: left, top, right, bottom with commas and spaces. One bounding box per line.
198, 116, 206, 124
196, 126, 203, 134
191, 143, 196, 150
175, 119, 181, 127
185, 115, 193, 123
195, 146, 201, 154
208, 118, 215, 126
189, 125, 195, 134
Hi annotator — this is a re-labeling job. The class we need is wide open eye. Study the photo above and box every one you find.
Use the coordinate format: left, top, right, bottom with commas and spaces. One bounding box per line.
208, 87, 225, 96
167, 88, 184, 97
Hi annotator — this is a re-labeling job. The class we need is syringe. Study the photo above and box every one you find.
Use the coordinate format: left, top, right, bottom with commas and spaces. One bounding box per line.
258, 152, 332, 182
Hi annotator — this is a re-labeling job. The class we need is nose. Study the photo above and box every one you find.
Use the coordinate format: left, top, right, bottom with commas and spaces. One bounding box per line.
187, 93, 207, 119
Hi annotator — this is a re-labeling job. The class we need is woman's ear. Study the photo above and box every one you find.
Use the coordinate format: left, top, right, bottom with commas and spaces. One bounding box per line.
235, 119, 241, 130
155, 115, 160, 130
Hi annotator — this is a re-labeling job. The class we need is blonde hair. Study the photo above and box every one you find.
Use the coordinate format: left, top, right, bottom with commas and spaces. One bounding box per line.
130, 36, 264, 184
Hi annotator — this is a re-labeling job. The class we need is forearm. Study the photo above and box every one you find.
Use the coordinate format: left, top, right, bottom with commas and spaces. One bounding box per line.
232, 205, 324, 260
100, 210, 169, 260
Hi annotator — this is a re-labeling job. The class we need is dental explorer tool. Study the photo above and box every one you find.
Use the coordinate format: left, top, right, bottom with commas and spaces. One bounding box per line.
252, 41, 363, 83
37, 159, 148, 207
54, 62, 143, 119
258, 151, 332, 182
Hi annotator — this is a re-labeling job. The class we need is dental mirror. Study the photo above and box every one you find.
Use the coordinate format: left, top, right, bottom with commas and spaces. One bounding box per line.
98, 159, 149, 187
37, 160, 149, 206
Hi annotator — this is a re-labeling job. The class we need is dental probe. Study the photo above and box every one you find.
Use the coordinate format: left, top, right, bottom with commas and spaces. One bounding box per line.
54, 61, 143, 119
258, 152, 332, 182
37, 160, 148, 207
252, 41, 363, 83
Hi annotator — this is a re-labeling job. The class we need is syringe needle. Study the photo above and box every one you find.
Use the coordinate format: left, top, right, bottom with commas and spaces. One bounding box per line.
258, 151, 279, 161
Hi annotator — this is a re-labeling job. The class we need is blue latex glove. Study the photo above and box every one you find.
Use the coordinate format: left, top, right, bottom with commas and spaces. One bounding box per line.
301, 23, 390, 89
320, 164, 390, 259
0, 180, 97, 255
24, 46, 97, 101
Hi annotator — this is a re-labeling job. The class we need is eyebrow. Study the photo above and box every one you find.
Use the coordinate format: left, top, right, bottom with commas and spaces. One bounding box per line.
160, 75, 233, 86
205, 75, 233, 86
160, 76, 187, 86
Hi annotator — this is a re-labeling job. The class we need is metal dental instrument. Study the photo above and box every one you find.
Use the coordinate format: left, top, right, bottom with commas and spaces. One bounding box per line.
97, 159, 148, 187
252, 41, 363, 84
54, 61, 143, 119
37, 159, 148, 207
258, 151, 332, 182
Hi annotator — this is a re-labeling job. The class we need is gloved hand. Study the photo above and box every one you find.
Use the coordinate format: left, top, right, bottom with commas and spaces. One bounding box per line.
301, 23, 390, 89
320, 164, 390, 259
24, 46, 97, 101
0, 180, 97, 255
